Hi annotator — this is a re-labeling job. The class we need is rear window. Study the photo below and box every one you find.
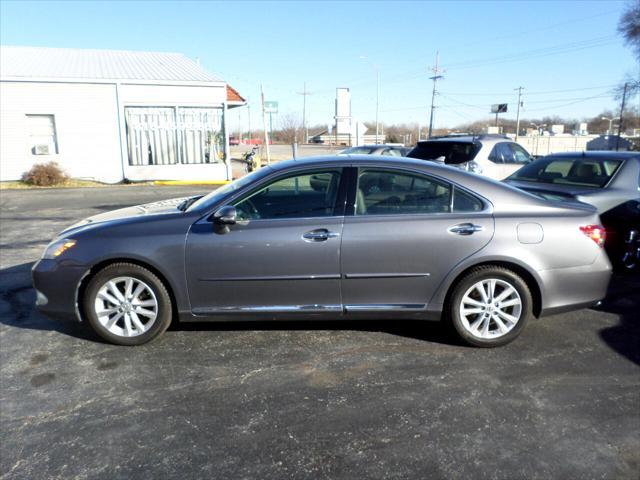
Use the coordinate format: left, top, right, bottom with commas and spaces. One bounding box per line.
407, 141, 481, 165
509, 156, 623, 188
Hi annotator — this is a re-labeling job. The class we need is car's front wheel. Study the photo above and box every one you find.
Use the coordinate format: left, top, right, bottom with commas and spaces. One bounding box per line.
83, 263, 173, 346
448, 266, 532, 347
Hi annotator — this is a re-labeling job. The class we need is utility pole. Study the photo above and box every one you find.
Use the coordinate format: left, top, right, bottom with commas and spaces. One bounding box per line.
375, 67, 380, 143
297, 82, 312, 143
428, 51, 444, 139
514, 86, 524, 141
247, 103, 251, 143
616, 82, 629, 151
261, 84, 270, 165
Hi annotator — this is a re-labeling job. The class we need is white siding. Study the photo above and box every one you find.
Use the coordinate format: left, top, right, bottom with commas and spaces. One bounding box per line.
0, 81, 229, 183
119, 83, 225, 106
0, 82, 123, 183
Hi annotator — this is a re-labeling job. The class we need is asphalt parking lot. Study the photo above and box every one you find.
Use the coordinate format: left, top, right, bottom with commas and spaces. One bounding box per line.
1, 186, 639, 479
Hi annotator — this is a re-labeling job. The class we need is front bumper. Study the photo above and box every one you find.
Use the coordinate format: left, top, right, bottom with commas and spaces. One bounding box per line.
32, 259, 89, 321
538, 252, 612, 317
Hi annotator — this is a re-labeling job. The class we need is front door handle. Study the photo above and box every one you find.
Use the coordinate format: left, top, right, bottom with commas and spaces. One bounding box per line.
448, 223, 484, 236
302, 229, 340, 242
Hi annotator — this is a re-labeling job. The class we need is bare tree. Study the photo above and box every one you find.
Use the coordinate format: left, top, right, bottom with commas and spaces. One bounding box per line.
275, 113, 303, 144
619, 0, 640, 60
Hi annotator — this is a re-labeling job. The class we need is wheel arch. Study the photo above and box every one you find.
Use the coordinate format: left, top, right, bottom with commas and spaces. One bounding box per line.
440, 260, 543, 318
77, 257, 180, 323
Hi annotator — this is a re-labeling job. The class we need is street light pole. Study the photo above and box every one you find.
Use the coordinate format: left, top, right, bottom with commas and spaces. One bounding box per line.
601, 116, 620, 135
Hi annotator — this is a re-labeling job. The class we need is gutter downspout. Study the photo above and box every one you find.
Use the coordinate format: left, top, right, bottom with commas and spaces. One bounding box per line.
114, 82, 127, 182
223, 100, 232, 181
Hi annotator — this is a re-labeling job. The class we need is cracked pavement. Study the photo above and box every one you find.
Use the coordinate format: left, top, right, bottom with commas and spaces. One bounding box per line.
1, 186, 639, 479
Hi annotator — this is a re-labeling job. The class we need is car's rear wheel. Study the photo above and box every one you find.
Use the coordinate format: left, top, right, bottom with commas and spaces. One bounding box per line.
448, 266, 532, 347
83, 263, 173, 346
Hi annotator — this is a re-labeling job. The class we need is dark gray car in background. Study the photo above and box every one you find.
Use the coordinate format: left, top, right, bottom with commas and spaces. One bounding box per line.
33, 156, 612, 347
505, 151, 640, 271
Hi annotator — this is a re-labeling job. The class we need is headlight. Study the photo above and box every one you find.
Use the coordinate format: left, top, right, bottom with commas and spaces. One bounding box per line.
43, 238, 77, 259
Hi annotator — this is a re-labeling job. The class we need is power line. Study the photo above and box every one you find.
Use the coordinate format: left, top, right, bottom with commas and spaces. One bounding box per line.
439, 84, 618, 96
442, 35, 617, 70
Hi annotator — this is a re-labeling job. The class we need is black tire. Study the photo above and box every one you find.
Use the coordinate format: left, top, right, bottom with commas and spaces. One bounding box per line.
82, 263, 173, 346
447, 266, 533, 348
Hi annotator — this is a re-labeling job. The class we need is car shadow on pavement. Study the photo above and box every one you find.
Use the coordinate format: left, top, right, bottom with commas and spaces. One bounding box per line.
0, 262, 98, 342
172, 318, 462, 347
595, 273, 640, 366
0, 262, 462, 347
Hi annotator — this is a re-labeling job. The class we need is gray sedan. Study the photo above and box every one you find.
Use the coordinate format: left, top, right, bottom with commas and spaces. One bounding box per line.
33, 156, 612, 347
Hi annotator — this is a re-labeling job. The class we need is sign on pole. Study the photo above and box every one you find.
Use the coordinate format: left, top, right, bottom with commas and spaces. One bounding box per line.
264, 101, 278, 114
490, 104, 508, 113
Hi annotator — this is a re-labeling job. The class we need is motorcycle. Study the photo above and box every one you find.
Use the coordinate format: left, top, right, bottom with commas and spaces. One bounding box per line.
239, 146, 260, 173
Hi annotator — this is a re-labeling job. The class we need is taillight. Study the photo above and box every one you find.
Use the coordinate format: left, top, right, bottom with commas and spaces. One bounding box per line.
580, 225, 606, 247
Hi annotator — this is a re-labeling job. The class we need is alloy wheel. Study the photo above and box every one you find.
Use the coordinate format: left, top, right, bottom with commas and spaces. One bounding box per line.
459, 278, 522, 339
94, 276, 158, 337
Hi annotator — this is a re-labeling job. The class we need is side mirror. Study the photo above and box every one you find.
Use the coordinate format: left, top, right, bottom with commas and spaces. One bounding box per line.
213, 205, 237, 225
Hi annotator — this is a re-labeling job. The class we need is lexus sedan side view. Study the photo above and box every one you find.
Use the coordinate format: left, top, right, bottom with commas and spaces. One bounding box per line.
33, 156, 612, 347
505, 151, 640, 271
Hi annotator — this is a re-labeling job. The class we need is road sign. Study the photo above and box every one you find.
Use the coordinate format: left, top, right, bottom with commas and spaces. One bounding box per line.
264, 101, 278, 114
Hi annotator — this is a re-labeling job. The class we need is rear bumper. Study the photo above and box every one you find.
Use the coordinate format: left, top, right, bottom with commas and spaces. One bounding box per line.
32, 259, 89, 321
538, 253, 612, 317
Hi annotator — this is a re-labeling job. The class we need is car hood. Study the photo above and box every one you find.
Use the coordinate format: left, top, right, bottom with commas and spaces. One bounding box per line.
59, 196, 192, 236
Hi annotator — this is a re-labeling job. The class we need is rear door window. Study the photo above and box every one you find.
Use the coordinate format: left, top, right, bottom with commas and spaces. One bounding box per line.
488, 143, 515, 164
356, 169, 452, 215
510, 144, 533, 164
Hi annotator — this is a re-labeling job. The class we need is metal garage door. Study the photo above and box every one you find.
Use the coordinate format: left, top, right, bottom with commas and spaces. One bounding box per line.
126, 107, 223, 166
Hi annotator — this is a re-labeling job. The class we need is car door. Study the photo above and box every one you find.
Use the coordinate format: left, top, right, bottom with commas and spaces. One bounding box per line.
185, 168, 346, 315
340, 167, 494, 312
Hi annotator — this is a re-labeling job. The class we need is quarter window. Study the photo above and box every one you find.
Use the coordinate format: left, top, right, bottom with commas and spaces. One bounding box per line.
453, 187, 484, 212
27, 114, 58, 155
356, 169, 452, 215
233, 170, 342, 220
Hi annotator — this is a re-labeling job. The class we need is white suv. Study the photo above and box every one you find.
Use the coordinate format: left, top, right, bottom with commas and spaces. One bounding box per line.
407, 134, 533, 180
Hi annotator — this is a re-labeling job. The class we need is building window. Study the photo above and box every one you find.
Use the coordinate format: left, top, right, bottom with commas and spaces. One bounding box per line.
125, 107, 223, 166
27, 115, 58, 155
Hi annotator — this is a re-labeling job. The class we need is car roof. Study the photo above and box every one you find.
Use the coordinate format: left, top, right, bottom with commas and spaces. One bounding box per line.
542, 151, 640, 160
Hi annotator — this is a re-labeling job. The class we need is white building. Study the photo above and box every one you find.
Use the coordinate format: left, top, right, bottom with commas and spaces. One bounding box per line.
0, 46, 245, 183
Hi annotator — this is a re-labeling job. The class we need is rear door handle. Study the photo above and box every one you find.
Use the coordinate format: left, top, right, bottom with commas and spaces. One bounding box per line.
448, 223, 484, 236
302, 229, 340, 242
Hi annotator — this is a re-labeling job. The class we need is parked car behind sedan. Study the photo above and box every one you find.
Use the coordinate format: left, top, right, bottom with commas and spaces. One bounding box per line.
33, 156, 611, 347
407, 134, 534, 180
505, 151, 640, 271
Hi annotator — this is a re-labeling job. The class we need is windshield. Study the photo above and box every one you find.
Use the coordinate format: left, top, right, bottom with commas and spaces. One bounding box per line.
407, 141, 480, 165
187, 167, 272, 211
508, 156, 623, 188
